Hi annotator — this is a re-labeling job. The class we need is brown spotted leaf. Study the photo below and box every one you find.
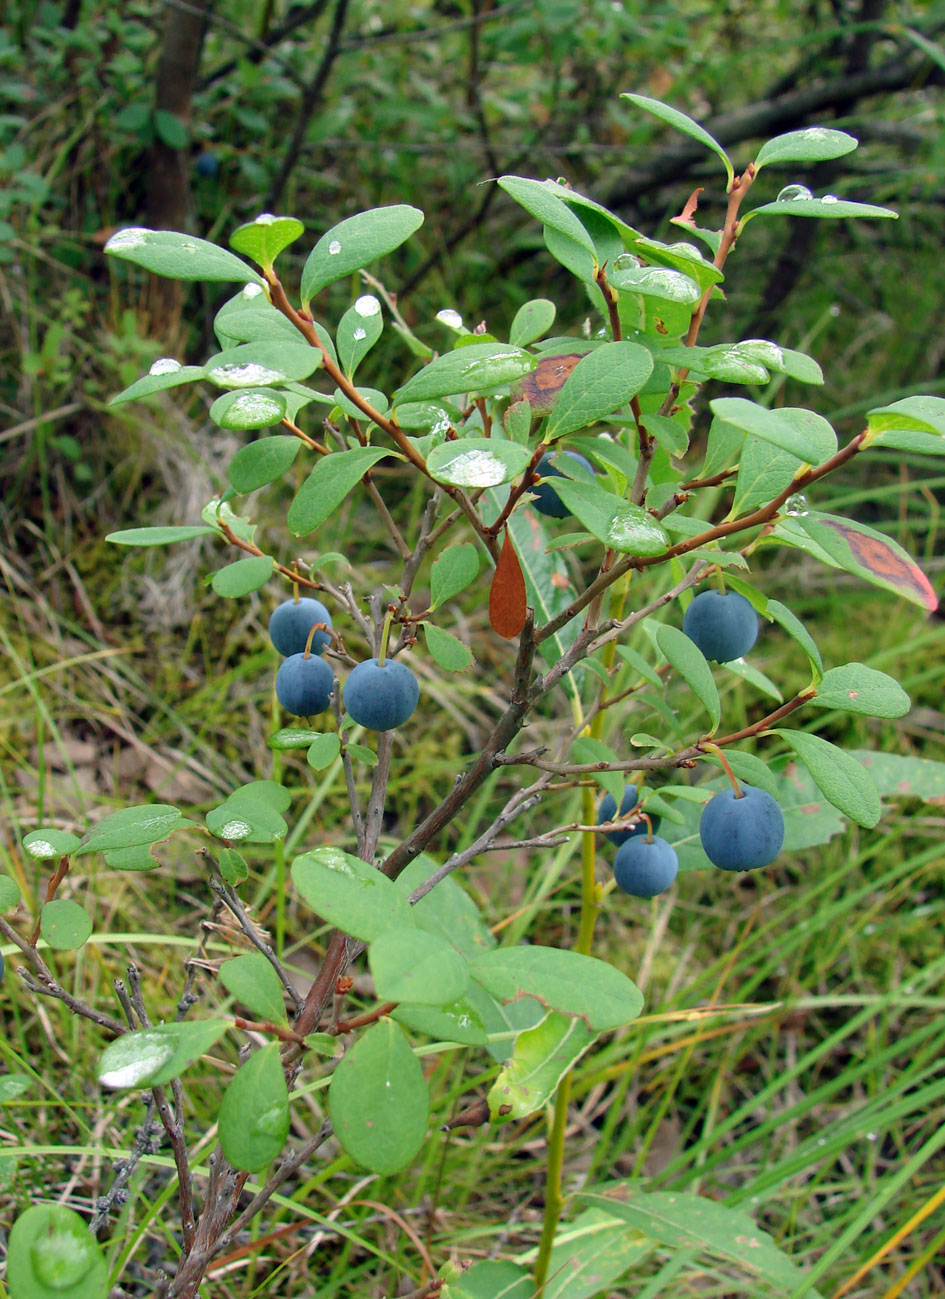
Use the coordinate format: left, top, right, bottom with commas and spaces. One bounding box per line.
489, 528, 527, 638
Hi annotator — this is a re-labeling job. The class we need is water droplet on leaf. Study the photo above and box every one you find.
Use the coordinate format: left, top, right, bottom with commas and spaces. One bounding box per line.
328, 240, 342, 255
436, 308, 464, 330
255, 212, 277, 225
821, 193, 839, 204
149, 357, 182, 376
354, 294, 381, 317
221, 819, 252, 840
352, 327, 367, 341
777, 184, 813, 202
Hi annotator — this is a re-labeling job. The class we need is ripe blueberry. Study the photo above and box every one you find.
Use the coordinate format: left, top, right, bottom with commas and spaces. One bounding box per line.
275, 653, 334, 716
344, 658, 419, 731
682, 590, 758, 663
597, 786, 660, 845
269, 598, 332, 657
699, 783, 784, 871
613, 835, 678, 897
530, 450, 593, 518
195, 151, 220, 177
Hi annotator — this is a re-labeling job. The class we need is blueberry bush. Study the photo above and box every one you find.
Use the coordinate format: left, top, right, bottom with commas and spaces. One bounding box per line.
3, 96, 945, 1299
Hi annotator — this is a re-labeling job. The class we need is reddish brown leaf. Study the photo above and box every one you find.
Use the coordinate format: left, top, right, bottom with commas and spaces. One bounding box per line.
489, 528, 527, 638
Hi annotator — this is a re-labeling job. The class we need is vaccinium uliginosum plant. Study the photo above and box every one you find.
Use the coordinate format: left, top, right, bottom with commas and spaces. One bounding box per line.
7, 98, 944, 1298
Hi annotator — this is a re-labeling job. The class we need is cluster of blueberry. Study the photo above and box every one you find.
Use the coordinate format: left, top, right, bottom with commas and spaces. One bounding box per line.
270, 598, 418, 731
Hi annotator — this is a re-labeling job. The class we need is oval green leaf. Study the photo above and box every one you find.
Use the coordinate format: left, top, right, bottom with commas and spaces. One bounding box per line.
427, 437, 531, 489
546, 479, 669, 556
394, 342, 536, 406
545, 341, 654, 439
291, 846, 415, 942
210, 387, 287, 431
229, 214, 304, 269
656, 623, 721, 730
105, 227, 259, 282
106, 525, 218, 547
773, 728, 881, 827
74, 804, 189, 856
205, 341, 322, 389
287, 446, 390, 536
211, 555, 274, 598
368, 928, 469, 1006
219, 1042, 290, 1172
8, 1204, 108, 1299
811, 663, 911, 718
328, 1019, 429, 1174
623, 93, 733, 183
23, 828, 81, 859
97, 1020, 228, 1090
754, 126, 858, 170
219, 953, 288, 1024
470, 946, 643, 1032
301, 205, 424, 305
229, 434, 302, 493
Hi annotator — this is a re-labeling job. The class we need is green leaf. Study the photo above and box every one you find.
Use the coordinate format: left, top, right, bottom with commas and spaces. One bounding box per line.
796, 511, 938, 611
866, 395, 945, 453
773, 729, 881, 827
851, 750, 945, 801
105, 227, 260, 282
205, 342, 322, 388
571, 737, 623, 806
656, 623, 721, 730
104, 844, 163, 872
98, 1020, 228, 1089
229, 214, 305, 269
510, 297, 556, 346
811, 663, 910, 718
218, 847, 248, 884
540, 1207, 654, 1299
106, 525, 218, 547
394, 342, 536, 405
22, 828, 81, 859
731, 438, 799, 517
707, 748, 780, 799
219, 953, 287, 1024
746, 195, 897, 221
581, 1185, 823, 1296
765, 599, 823, 681
215, 299, 309, 347
337, 293, 384, 377
109, 363, 206, 405
211, 555, 274, 598
459, 1261, 533, 1299
0, 1075, 30, 1103
545, 342, 653, 438
229, 434, 302, 493
206, 782, 290, 845
328, 1019, 429, 1173
489, 1010, 595, 1121
369, 928, 469, 1005
391, 997, 488, 1046
307, 733, 341, 770
470, 946, 643, 1032
75, 804, 190, 856
0, 875, 20, 909
301, 205, 424, 304
609, 259, 700, 303
754, 126, 858, 170
547, 479, 669, 555
431, 543, 480, 608
661, 343, 768, 385
210, 387, 287, 431
498, 176, 599, 255
424, 622, 475, 672
219, 1042, 290, 1172
40, 899, 92, 951
154, 108, 188, 149
630, 234, 724, 293
7, 1204, 108, 1299
395, 855, 496, 961
268, 727, 325, 750
287, 446, 390, 536
709, 398, 828, 461
428, 437, 531, 489
291, 846, 415, 942
623, 92, 733, 183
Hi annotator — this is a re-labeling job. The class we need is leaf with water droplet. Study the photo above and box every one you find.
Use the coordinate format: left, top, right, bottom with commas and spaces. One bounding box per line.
219, 1042, 290, 1172
301, 205, 424, 305
393, 342, 535, 406
609, 262, 700, 303
744, 195, 897, 223
498, 176, 598, 258
427, 438, 530, 489
489, 528, 527, 639
97, 1019, 228, 1090
545, 478, 668, 556
337, 294, 383, 378
229, 215, 304, 269
23, 828, 81, 860
545, 341, 654, 438
205, 342, 322, 389
109, 363, 207, 406
210, 386, 287, 431
7, 1205, 107, 1299
105, 227, 259, 282
755, 127, 858, 170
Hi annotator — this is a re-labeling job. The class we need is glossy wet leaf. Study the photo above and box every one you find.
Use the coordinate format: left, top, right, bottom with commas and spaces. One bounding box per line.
746, 195, 897, 221
219, 1042, 290, 1172
709, 398, 829, 462
23, 828, 81, 859
229, 434, 302, 493
105, 226, 260, 282
98, 1020, 228, 1089
7, 1203, 108, 1299
470, 946, 643, 1032
336, 293, 384, 377
754, 126, 858, 169
328, 1019, 428, 1174
287, 446, 389, 536
394, 342, 535, 405
75, 804, 190, 856
291, 846, 415, 942
548, 479, 669, 555
623, 93, 733, 182
109, 363, 206, 405
301, 205, 424, 304
206, 781, 290, 844
210, 386, 287, 430
205, 341, 322, 389
609, 260, 700, 303
268, 727, 325, 749
428, 437, 531, 488
219, 953, 287, 1024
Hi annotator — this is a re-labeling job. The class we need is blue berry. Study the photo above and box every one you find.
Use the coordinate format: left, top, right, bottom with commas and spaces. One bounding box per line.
682, 590, 758, 663
699, 784, 784, 870
530, 450, 593, 518
195, 151, 219, 177
597, 786, 660, 845
613, 835, 678, 897
275, 654, 334, 716
269, 598, 332, 657
345, 658, 419, 731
